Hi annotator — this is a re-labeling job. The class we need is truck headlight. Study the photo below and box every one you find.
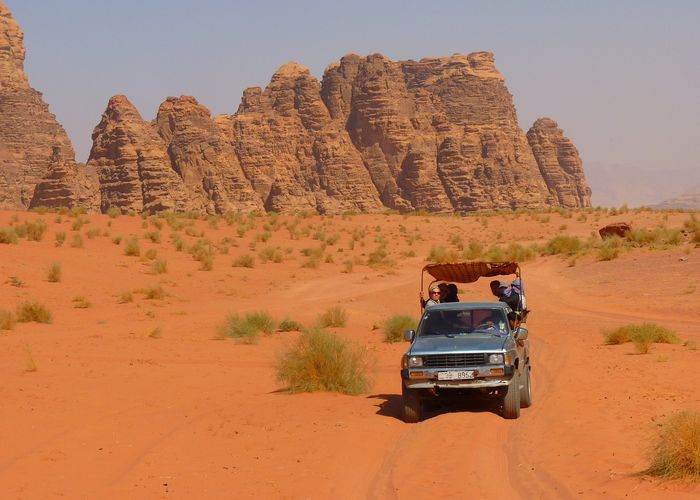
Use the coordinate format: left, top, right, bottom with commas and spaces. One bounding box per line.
488, 353, 504, 364
407, 356, 423, 367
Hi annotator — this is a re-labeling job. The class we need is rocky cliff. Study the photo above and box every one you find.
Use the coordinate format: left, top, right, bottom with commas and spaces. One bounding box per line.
1, 1, 591, 214
0, 2, 97, 211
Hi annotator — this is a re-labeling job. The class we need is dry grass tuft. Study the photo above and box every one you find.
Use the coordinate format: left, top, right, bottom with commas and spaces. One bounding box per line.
232, 254, 255, 268
16, 302, 53, 324
276, 327, 370, 395
382, 315, 417, 343
604, 323, 680, 353
647, 410, 700, 480
278, 317, 304, 332
124, 238, 140, 256
47, 262, 62, 283
0, 310, 17, 330
317, 306, 347, 328
217, 311, 276, 343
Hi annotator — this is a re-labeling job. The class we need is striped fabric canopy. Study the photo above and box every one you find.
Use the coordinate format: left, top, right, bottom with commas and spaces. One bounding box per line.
422, 261, 519, 284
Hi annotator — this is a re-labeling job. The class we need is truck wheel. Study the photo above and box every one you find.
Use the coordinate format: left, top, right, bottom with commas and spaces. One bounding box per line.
520, 365, 532, 408
402, 383, 422, 423
502, 372, 521, 419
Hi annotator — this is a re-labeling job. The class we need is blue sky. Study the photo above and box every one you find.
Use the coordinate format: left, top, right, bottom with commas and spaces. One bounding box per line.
5, 1, 700, 203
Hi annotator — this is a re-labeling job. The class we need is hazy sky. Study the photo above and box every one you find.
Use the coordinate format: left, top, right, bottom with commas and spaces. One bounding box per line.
5, 0, 700, 202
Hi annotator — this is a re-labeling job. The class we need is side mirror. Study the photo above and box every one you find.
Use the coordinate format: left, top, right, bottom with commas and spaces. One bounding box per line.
515, 326, 528, 341
404, 330, 415, 342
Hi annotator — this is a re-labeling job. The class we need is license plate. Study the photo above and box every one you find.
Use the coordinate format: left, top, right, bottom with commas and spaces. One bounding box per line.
437, 370, 476, 381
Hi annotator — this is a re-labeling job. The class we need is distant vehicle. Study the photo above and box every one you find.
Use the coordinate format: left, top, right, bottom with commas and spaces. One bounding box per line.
401, 262, 532, 422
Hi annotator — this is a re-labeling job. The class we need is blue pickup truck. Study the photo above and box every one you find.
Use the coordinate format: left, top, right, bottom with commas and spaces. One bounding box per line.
401, 262, 532, 422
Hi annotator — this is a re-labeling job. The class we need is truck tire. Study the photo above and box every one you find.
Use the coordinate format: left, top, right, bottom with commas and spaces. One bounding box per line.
520, 365, 533, 408
502, 372, 521, 419
402, 383, 422, 423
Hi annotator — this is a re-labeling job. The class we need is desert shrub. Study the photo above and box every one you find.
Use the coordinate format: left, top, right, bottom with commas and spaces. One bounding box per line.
462, 239, 483, 260
326, 234, 340, 246
85, 228, 101, 239
597, 236, 623, 261
189, 239, 214, 270
144, 231, 161, 244
625, 227, 682, 248
300, 246, 325, 268
47, 262, 62, 283
171, 233, 185, 252
144, 248, 157, 260
151, 259, 168, 274
139, 285, 167, 300
367, 246, 394, 267
124, 238, 140, 256
148, 326, 162, 339
0, 310, 16, 330
71, 217, 86, 231
604, 323, 680, 348
647, 410, 700, 480
428, 245, 459, 263
184, 225, 204, 238
342, 260, 354, 273
317, 306, 347, 328
255, 231, 272, 243
0, 227, 18, 244
382, 315, 416, 343
111, 235, 122, 245
232, 254, 255, 268
72, 296, 92, 308
70, 234, 84, 248
278, 317, 304, 332
543, 235, 583, 256
24, 220, 48, 241
16, 302, 53, 324
106, 207, 121, 218
276, 328, 370, 394
684, 216, 700, 244
54, 231, 66, 247
258, 246, 283, 264
118, 290, 133, 303
218, 311, 276, 343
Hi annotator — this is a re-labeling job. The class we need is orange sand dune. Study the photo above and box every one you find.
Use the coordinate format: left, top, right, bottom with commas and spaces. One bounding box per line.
0, 209, 698, 499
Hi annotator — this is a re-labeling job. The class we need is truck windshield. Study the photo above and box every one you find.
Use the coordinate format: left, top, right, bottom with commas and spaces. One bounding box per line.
417, 309, 508, 337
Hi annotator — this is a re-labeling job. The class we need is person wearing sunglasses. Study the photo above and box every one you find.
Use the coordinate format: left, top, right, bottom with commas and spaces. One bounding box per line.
419, 284, 442, 309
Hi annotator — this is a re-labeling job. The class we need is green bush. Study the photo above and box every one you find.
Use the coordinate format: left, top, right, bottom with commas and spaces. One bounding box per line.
16, 302, 53, 324
382, 315, 416, 343
144, 231, 161, 244
317, 306, 347, 328
232, 254, 255, 268
0, 227, 18, 244
106, 206, 121, 218
626, 227, 682, 248
276, 328, 370, 394
0, 310, 16, 330
47, 262, 62, 283
70, 233, 84, 248
543, 235, 583, 256
278, 318, 304, 332
218, 311, 276, 344
647, 410, 700, 480
597, 237, 622, 261
427, 245, 459, 263
604, 323, 680, 348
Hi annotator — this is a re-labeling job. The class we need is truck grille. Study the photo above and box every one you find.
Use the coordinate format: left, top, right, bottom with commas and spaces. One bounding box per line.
423, 353, 487, 368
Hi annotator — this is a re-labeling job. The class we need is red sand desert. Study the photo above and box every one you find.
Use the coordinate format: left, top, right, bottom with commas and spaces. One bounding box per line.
1, 209, 699, 499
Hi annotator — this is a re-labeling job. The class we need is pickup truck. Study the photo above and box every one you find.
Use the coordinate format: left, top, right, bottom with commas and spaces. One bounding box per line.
402, 263, 532, 422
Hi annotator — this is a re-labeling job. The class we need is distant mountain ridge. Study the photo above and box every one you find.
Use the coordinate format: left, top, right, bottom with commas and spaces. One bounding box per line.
1, 1, 591, 214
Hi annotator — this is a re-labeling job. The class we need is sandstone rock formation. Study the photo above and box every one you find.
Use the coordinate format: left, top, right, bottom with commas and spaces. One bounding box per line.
527, 118, 592, 207
0, 2, 94, 210
2, 1, 592, 215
